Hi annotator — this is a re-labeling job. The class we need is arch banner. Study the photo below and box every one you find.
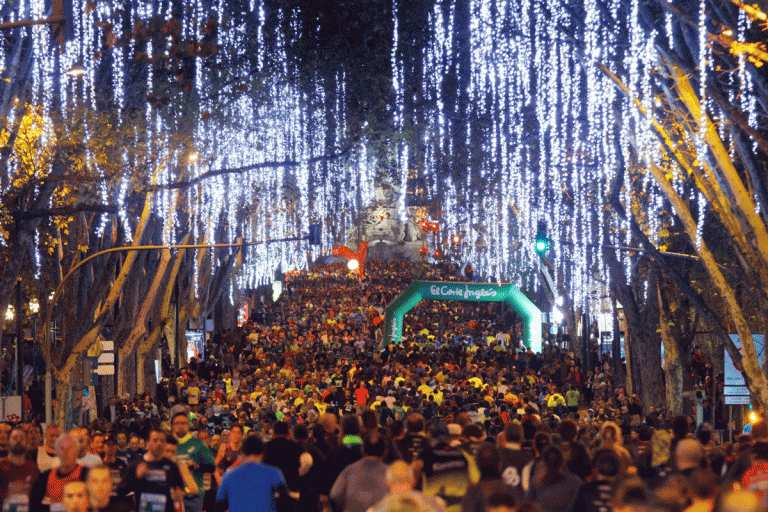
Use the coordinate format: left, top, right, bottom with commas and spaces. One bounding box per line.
382, 281, 542, 352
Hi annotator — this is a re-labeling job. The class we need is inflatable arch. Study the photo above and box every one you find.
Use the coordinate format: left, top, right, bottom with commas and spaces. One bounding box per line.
382, 281, 542, 353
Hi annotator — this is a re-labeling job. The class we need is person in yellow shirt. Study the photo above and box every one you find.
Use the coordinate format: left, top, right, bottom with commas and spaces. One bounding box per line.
186, 381, 201, 412
546, 392, 566, 408
417, 379, 433, 398
222, 373, 233, 394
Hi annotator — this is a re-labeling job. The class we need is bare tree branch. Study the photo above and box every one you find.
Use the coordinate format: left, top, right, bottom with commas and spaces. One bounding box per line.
12, 204, 118, 220
143, 140, 361, 192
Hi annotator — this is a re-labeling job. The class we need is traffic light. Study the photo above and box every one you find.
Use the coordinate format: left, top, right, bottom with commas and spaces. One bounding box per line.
307, 224, 322, 246
535, 221, 549, 254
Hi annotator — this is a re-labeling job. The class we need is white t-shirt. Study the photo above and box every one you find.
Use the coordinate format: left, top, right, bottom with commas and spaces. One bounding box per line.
78, 452, 103, 468
37, 446, 60, 472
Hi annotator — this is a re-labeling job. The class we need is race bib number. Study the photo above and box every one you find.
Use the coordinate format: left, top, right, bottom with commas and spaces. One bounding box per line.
139, 493, 168, 512
111, 469, 122, 494
202, 473, 212, 491
3, 493, 30, 512
502, 466, 521, 487
146, 469, 168, 483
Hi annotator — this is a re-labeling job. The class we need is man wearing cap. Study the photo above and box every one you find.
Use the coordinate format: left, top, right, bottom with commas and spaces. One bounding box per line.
186, 380, 201, 413
102, 435, 129, 496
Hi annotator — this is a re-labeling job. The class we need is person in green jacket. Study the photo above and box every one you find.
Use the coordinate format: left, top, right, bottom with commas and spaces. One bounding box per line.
171, 411, 216, 512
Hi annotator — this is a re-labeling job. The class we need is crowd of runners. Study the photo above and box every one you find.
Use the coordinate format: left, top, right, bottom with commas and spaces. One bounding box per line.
0, 261, 761, 512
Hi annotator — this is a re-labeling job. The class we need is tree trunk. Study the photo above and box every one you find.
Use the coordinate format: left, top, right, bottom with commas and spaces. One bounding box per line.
627, 311, 665, 411
137, 325, 163, 395
615, 302, 632, 396
54, 194, 154, 427
658, 282, 683, 416
118, 248, 170, 395
136, 234, 191, 393
601, 62, 768, 412
607, 250, 665, 412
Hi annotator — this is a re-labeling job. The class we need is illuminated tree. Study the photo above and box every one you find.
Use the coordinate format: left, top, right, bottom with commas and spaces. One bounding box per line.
3, 0, 768, 415
600, 0, 768, 410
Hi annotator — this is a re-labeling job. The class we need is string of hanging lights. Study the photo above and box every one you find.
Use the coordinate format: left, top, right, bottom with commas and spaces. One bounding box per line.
0, 0, 763, 312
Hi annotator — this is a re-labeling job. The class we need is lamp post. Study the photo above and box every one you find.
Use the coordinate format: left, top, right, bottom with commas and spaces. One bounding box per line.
29, 299, 39, 383
15, 280, 23, 421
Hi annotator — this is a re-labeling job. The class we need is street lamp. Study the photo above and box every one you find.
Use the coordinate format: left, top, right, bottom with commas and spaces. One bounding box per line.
29, 299, 40, 383
5, 305, 14, 321
66, 63, 85, 77
347, 259, 359, 271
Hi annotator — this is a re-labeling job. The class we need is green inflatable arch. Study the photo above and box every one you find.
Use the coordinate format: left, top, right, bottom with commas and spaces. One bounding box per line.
383, 281, 542, 353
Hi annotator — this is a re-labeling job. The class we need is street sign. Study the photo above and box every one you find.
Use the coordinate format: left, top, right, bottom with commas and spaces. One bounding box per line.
724, 334, 764, 397
93, 340, 115, 375
97, 352, 114, 364
0, 396, 22, 422
724, 395, 751, 405
724, 386, 750, 396
96, 364, 114, 375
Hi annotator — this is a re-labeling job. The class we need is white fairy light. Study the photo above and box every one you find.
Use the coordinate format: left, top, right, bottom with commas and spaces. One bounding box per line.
0, 0, 740, 328
695, 0, 708, 159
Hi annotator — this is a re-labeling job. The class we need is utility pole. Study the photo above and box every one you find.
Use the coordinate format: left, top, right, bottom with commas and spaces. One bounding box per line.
174, 278, 180, 369
15, 280, 23, 422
